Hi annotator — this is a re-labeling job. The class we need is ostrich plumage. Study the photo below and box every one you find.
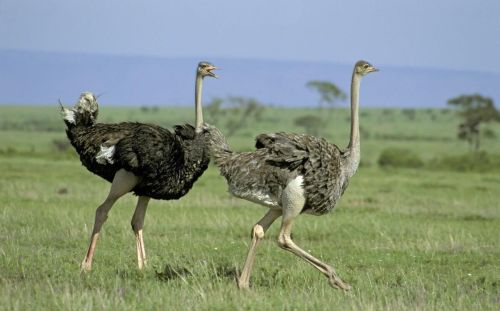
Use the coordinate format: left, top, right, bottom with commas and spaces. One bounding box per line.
61, 62, 218, 272
215, 132, 348, 214
66, 120, 210, 199
209, 60, 378, 290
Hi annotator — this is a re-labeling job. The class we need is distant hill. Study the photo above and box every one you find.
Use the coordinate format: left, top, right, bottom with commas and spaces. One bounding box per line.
1, 49, 499, 108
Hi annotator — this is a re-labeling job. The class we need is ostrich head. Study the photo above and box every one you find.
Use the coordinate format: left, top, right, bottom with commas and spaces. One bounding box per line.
354, 60, 378, 76
197, 62, 218, 78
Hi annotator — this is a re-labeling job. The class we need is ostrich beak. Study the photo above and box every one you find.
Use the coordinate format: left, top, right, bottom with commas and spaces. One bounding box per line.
206, 66, 219, 78
369, 67, 379, 73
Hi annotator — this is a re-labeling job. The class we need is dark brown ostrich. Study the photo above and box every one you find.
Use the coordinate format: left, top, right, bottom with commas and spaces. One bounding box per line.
60, 62, 218, 272
208, 60, 378, 290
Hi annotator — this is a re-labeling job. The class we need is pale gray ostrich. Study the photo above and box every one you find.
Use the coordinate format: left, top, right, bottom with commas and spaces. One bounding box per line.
60, 62, 218, 272
208, 60, 378, 290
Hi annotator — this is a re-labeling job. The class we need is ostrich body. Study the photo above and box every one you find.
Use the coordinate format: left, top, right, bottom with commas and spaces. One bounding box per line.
67, 122, 209, 199
209, 60, 377, 290
61, 62, 218, 272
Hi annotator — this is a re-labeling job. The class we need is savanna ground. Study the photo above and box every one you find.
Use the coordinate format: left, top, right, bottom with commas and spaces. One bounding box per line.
0, 105, 499, 310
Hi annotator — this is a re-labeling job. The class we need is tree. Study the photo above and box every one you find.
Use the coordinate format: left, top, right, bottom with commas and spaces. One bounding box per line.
205, 97, 225, 124
294, 115, 323, 136
447, 94, 500, 151
205, 96, 265, 137
305, 80, 346, 136
306, 80, 346, 109
225, 96, 265, 137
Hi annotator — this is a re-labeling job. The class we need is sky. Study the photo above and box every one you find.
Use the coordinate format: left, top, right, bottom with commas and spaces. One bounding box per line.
1, 0, 499, 73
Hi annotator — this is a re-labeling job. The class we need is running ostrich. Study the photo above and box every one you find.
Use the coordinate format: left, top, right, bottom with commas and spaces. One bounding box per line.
209, 60, 378, 290
60, 62, 218, 272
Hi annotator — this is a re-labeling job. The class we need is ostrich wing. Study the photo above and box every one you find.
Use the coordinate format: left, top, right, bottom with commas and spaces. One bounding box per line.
255, 132, 347, 215
255, 133, 310, 170
173, 124, 196, 139
112, 123, 183, 175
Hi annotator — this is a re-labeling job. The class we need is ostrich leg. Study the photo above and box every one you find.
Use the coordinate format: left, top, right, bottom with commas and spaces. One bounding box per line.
81, 169, 139, 272
238, 209, 282, 289
277, 213, 351, 290
277, 217, 351, 290
131, 196, 151, 269
277, 177, 351, 290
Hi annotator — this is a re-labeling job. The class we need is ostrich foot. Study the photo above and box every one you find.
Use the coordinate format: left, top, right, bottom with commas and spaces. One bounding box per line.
80, 260, 92, 273
328, 275, 351, 291
138, 260, 147, 270
236, 272, 251, 290
137, 258, 147, 270
237, 279, 250, 290
135, 230, 147, 270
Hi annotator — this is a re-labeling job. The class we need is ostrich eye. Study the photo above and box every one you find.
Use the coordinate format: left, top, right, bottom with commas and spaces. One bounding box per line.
363, 64, 369, 68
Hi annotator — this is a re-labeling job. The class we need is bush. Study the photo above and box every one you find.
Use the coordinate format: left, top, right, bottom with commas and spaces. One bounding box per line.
52, 139, 71, 152
378, 148, 424, 168
401, 109, 416, 121
429, 151, 500, 172
294, 115, 324, 136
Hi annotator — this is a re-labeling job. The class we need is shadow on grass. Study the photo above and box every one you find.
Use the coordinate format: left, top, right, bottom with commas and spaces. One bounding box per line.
155, 264, 193, 281
155, 263, 240, 282
214, 264, 239, 280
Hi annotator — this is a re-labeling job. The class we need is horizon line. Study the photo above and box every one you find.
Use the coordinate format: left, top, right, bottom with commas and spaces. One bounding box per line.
1, 48, 499, 76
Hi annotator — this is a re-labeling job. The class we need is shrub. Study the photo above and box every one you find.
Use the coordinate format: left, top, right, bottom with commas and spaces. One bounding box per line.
52, 139, 71, 152
429, 151, 500, 172
378, 148, 424, 168
294, 115, 324, 136
401, 109, 416, 121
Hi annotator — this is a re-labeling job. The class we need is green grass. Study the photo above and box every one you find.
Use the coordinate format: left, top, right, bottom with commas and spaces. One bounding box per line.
0, 106, 499, 310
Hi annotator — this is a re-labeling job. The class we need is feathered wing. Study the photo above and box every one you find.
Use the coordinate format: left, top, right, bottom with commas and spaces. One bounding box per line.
256, 132, 347, 215
210, 132, 310, 208
255, 133, 310, 170
66, 123, 132, 182
173, 124, 196, 140
212, 131, 347, 213
113, 123, 183, 177
125, 123, 211, 199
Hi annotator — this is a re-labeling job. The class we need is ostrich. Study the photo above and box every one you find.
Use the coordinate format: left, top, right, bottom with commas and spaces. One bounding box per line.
208, 60, 378, 290
60, 62, 218, 272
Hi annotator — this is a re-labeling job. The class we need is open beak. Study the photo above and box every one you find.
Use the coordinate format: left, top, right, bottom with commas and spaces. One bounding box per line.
206, 66, 219, 78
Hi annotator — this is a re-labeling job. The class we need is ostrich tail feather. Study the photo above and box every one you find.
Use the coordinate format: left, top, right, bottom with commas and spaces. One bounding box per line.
60, 92, 99, 128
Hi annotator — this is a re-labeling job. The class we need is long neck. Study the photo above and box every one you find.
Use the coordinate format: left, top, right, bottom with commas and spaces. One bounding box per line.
195, 74, 203, 132
346, 70, 361, 171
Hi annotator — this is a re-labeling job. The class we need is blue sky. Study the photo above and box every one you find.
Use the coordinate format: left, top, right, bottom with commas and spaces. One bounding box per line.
1, 0, 499, 73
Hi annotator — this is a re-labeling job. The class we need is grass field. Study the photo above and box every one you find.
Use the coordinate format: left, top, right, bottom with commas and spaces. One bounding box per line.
0, 105, 499, 310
